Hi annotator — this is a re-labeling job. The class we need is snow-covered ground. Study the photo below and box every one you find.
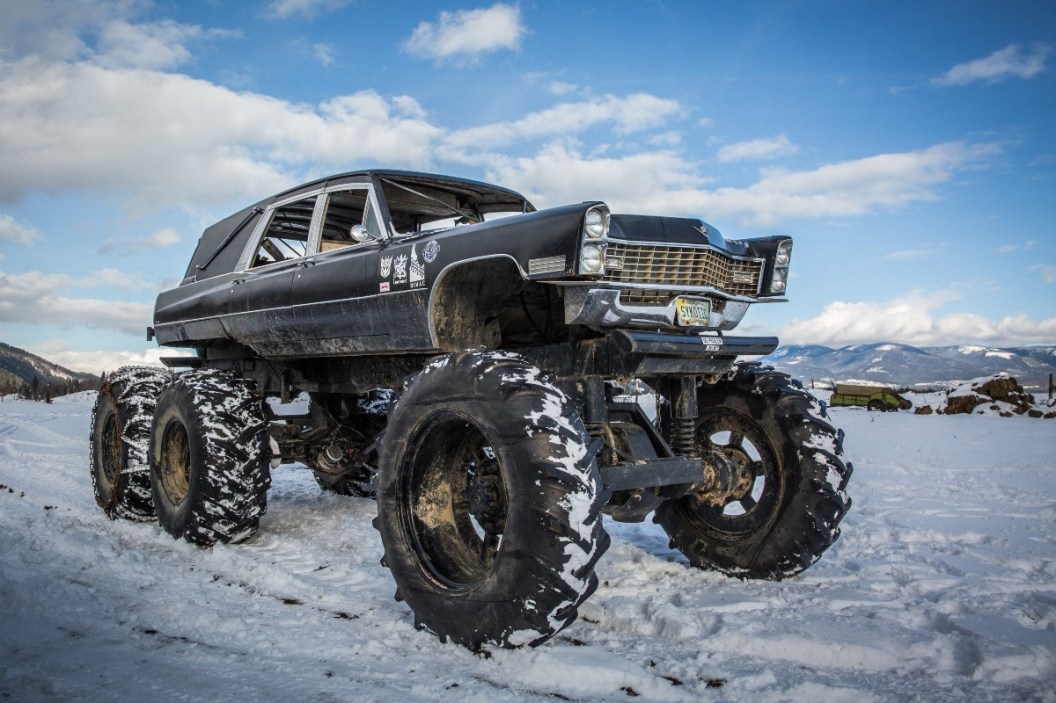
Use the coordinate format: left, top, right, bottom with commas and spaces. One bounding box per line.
1, 393, 1054, 702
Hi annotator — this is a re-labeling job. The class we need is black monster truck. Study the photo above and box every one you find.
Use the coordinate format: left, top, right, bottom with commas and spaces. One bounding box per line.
90, 170, 851, 649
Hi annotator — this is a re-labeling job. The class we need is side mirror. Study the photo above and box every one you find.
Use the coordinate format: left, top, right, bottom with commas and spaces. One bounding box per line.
349, 224, 373, 243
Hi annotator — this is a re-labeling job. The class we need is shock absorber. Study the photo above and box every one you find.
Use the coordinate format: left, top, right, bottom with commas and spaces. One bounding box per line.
671, 376, 699, 457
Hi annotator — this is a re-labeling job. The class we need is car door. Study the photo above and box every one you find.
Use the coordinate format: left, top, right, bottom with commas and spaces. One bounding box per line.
224, 191, 322, 356
289, 184, 425, 355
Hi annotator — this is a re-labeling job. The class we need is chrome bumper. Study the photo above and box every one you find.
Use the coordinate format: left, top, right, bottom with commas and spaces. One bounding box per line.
562, 288, 751, 331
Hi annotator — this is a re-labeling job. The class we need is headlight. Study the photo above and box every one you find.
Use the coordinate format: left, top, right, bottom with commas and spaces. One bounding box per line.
775, 239, 792, 267
583, 206, 609, 239
579, 243, 605, 274
770, 268, 787, 294
768, 238, 792, 294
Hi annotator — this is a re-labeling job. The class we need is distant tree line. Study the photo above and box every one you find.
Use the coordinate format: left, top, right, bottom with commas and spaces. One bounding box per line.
0, 373, 102, 402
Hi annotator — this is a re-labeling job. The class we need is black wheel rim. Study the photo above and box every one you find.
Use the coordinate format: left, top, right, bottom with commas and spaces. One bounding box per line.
100, 410, 121, 490
399, 412, 508, 591
158, 419, 191, 506
688, 410, 782, 535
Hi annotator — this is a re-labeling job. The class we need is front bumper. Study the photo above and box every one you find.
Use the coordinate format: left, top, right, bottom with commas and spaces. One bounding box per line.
562, 287, 751, 331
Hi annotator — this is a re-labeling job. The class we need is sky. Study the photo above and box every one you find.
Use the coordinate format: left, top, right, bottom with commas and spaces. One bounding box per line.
0, 0, 1054, 374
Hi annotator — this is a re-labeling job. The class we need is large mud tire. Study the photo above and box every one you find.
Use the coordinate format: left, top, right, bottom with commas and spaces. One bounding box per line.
655, 365, 852, 579
149, 369, 271, 546
90, 366, 173, 521
376, 351, 609, 649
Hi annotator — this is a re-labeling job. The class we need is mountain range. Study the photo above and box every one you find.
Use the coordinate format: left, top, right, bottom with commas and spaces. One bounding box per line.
2, 339, 1054, 394
762, 343, 1056, 387
0, 342, 99, 392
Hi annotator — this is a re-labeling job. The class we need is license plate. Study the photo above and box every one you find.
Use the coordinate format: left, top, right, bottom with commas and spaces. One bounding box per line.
675, 297, 711, 326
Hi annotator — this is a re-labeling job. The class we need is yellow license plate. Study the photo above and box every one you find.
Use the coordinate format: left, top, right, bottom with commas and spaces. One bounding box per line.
675, 297, 711, 326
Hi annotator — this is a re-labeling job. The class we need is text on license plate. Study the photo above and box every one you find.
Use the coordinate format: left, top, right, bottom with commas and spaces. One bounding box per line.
675, 297, 711, 326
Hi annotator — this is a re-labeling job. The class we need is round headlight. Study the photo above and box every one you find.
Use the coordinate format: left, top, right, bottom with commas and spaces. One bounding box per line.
775, 240, 792, 267
580, 244, 604, 274
770, 268, 787, 294
584, 208, 606, 239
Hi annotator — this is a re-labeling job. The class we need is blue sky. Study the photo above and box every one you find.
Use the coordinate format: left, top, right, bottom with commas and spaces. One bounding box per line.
0, 0, 1053, 373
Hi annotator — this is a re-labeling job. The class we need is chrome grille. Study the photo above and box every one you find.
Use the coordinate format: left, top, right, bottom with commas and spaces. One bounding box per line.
603, 242, 762, 297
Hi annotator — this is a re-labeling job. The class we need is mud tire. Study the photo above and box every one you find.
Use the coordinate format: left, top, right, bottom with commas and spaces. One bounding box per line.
376, 351, 609, 649
655, 365, 852, 579
90, 366, 174, 520
149, 369, 271, 546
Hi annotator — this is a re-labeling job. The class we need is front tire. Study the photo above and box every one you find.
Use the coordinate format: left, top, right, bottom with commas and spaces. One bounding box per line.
149, 369, 271, 546
376, 351, 609, 649
90, 366, 172, 520
655, 365, 852, 579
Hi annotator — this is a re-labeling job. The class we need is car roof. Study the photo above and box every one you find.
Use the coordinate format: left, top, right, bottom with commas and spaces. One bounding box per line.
271, 169, 536, 213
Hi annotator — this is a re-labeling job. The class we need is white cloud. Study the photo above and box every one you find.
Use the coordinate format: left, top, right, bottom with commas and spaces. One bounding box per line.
99, 228, 181, 256
0, 214, 42, 244
780, 290, 1056, 347
482, 141, 706, 210
1031, 264, 1056, 284
313, 42, 336, 66
996, 241, 1039, 254
263, 0, 351, 20
932, 44, 1050, 86
490, 140, 999, 226
0, 0, 119, 62
716, 134, 798, 163
0, 269, 152, 336
444, 93, 682, 151
95, 20, 216, 70
403, 4, 524, 63
0, 59, 442, 206
882, 244, 945, 261
30, 340, 166, 376
85, 268, 156, 290
547, 81, 577, 96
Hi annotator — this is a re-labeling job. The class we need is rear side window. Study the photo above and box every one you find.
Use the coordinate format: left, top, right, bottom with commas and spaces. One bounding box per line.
250, 197, 316, 268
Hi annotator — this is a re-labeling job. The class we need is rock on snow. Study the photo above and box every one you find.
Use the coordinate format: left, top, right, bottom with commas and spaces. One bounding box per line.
0, 392, 1054, 701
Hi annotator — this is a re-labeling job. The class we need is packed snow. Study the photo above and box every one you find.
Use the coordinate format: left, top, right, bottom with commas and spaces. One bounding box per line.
1, 392, 1054, 702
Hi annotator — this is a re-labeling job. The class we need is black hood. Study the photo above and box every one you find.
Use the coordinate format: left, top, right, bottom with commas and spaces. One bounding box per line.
609, 214, 745, 254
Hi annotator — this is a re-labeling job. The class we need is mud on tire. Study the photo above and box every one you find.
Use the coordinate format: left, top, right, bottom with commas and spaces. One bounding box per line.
655, 364, 852, 579
90, 366, 173, 521
376, 351, 609, 649
149, 368, 271, 546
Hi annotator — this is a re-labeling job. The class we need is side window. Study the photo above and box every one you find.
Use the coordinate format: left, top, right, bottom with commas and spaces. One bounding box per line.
250, 197, 315, 268
318, 189, 382, 252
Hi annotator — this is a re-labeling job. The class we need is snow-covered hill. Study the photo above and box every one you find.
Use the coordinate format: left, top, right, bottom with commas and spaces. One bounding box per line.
0, 342, 98, 391
764, 342, 1056, 386
1, 394, 1053, 701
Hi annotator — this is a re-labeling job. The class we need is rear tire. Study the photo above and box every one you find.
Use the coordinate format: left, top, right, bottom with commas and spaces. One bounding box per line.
149, 369, 271, 546
376, 351, 609, 649
90, 366, 172, 521
655, 365, 852, 579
